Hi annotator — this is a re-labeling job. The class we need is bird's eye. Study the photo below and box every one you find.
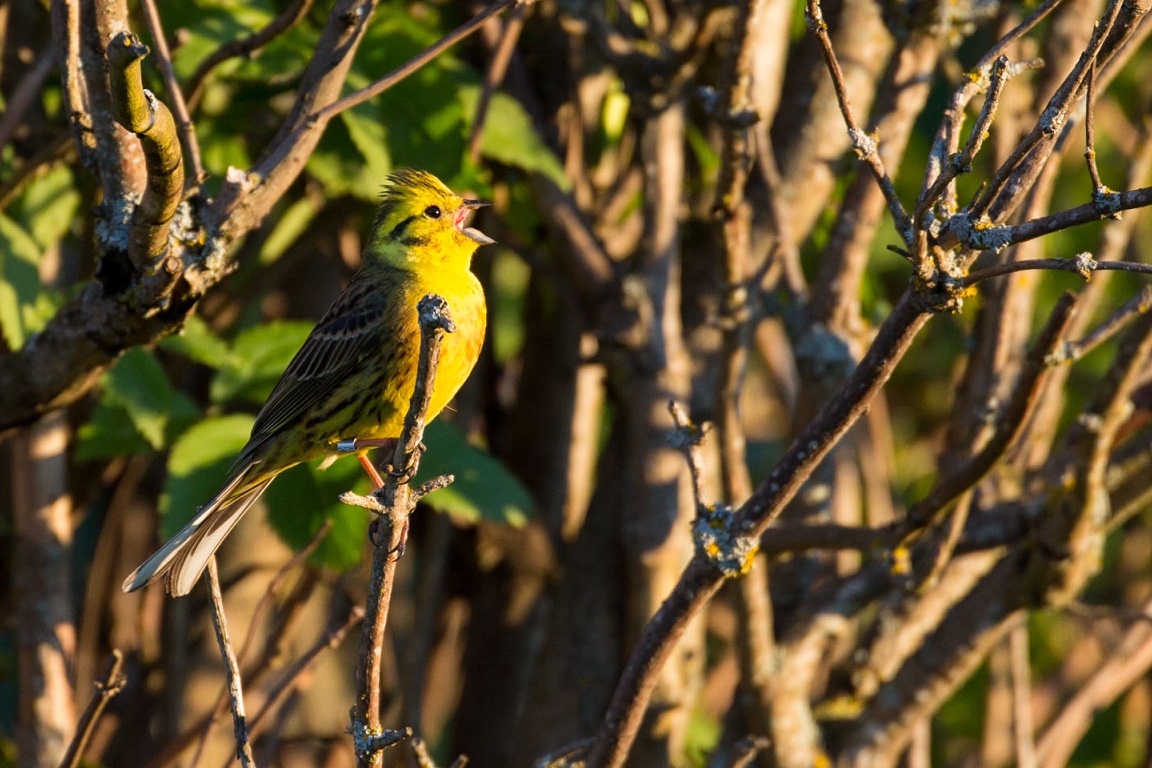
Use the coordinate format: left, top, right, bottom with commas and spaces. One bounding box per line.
424, 205, 442, 219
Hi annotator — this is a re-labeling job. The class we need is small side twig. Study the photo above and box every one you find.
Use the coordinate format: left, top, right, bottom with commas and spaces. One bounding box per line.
349, 294, 455, 768
59, 650, 127, 768
1052, 285, 1152, 363
206, 558, 256, 768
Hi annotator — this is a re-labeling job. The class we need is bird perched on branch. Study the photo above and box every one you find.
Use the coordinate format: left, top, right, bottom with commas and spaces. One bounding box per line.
124, 168, 492, 596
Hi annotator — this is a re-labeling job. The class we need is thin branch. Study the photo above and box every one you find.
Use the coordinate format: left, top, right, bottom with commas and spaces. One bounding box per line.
185, 0, 316, 110
350, 294, 454, 768
917, 56, 1040, 223
960, 255, 1152, 287
59, 650, 126, 768
588, 291, 933, 768
804, 0, 912, 243
1051, 285, 1152, 363
138, 0, 204, 184
206, 558, 256, 768
50, 0, 97, 171
901, 292, 1078, 539
968, 0, 1125, 222
1084, 61, 1104, 192
312, 0, 522, 125
919, 0, 1064, 209
1035, 595, 1152, 767
467, 1, 529, 164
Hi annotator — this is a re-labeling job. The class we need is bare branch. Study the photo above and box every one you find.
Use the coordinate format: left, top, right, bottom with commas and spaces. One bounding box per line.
901, 292, 1078, 539
960, 255, 1152, 286
804, 0, 912, 243
351, 295, 454, 768
138, 0, 204, 183
205, 558, 256, 768
59, 650, 126, 768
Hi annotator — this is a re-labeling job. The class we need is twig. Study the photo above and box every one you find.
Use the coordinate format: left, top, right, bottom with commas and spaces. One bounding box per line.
178, 520, 334, 768
1052, 285, 1152, 363
206, 558, 256, 768
59, 650, 127, 768
960, 255, 1152, 286
804, 0, 912, 243
312, 0, 522, 125
185, 0, 316, 110
917, 56, 1036, 223
350, 294, 455, 768
901, 292, 1078, 540
968, 0, 1125, 223
138, 0, 205, 184
1035, 595, 1152, 767
1084, 61, 1104, 193
920, 0, 1064, 212
467, 1, 530, 164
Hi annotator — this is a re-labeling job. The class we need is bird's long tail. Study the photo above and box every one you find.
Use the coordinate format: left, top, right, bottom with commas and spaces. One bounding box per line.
122, 465, 274, 596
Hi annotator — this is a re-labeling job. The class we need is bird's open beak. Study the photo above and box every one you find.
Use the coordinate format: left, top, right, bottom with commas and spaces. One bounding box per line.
456, 200, 495, 245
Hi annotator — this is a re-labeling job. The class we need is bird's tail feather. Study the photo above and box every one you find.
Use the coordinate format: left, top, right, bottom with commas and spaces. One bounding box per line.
122, 467, 274, 596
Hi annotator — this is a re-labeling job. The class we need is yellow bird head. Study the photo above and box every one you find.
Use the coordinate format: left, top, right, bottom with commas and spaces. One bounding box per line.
370, 168, 494, 269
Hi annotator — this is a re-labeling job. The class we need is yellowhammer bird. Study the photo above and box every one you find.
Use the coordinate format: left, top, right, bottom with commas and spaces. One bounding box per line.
123, 168, 491, 596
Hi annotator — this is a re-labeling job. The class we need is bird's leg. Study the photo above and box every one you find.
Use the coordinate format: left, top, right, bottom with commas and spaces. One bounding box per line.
357, 453, 386, 490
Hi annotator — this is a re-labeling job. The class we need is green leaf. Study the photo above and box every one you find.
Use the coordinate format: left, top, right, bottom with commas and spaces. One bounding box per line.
76, 401, 151, 461
103, 348, 176, 449
160, 315, 233, 368
161, 414, 254, 537
0, 212, 43, 350
210, 320, 312, 405
459, 86, 570, 190
416, 420, 533, 527
265, 457, 371, 572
